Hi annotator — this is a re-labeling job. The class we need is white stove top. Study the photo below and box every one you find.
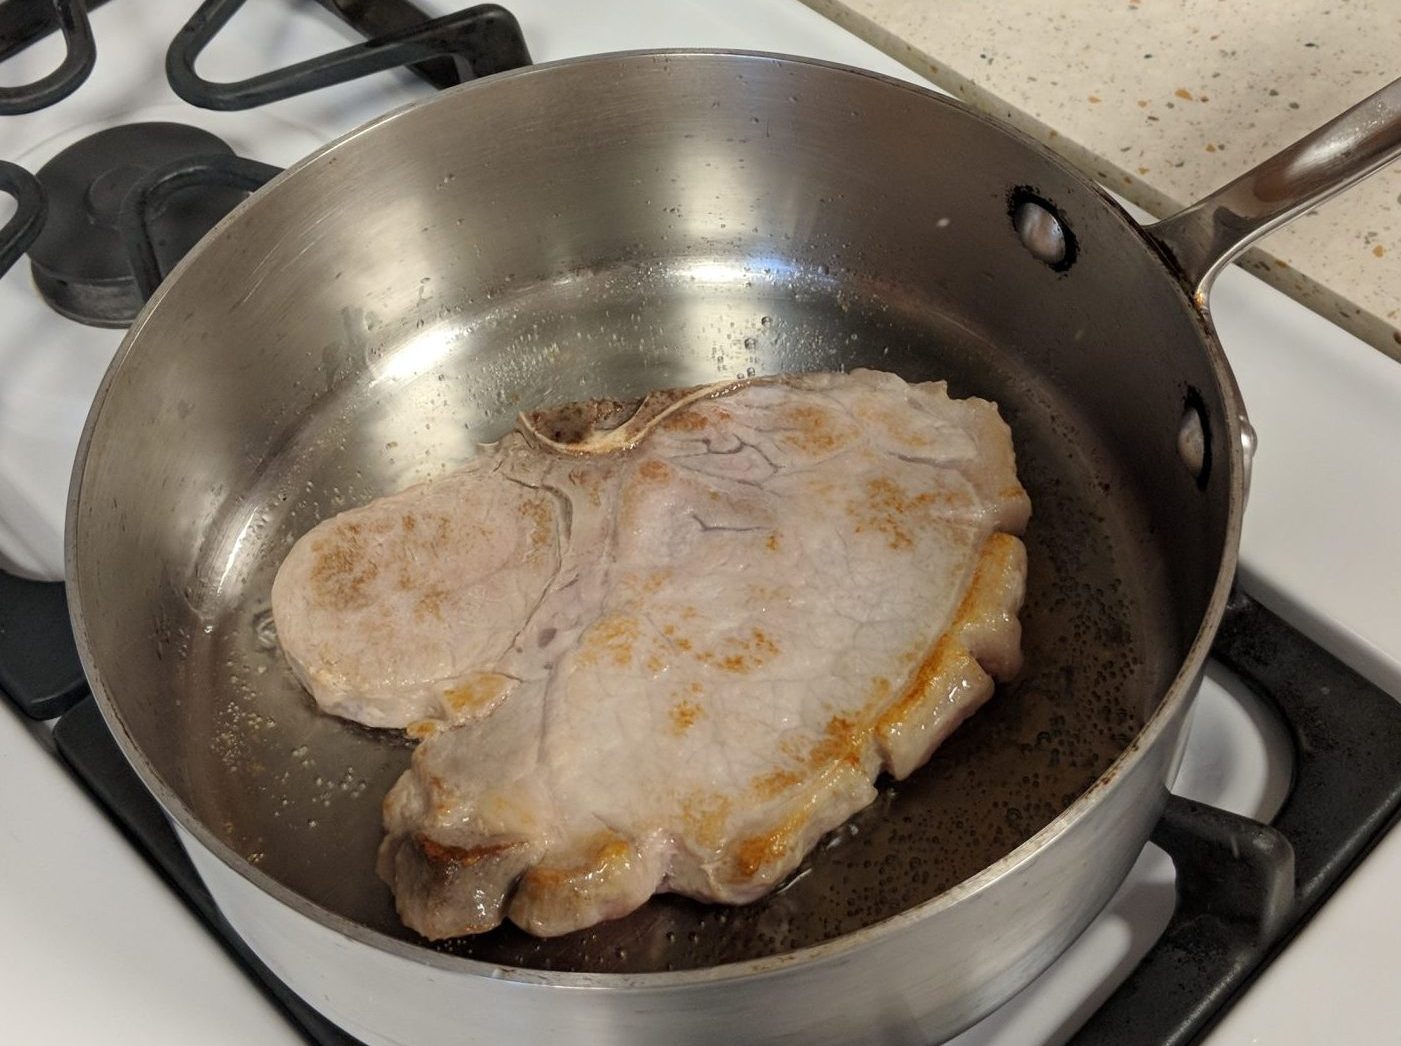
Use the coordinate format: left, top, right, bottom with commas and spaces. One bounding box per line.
2, 2, 1399, 1044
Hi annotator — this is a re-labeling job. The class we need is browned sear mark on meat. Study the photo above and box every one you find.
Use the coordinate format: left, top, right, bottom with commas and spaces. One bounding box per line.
730, 805, 810, 880
415, 587, 448, 620
751, 768, 801, 799
629, 570, 668, 596
876, 636, 959, 734
309, 524, 379, 609
519, 835, 633, 891
661, 622, 693, 652
754, 677, 891, 799
670, 700, 701, 734
414, 834, 523, 871
441, 673, 513, 718
577, 614, 640, 668
519, 496, 554, 556
567, 466, 604, 506
681, 794, 734, 849
660, 408, 710, 433
811, 714, 865, 770
694, 627, 780, 674
849, 475, 964, 550
778, 402, 841, 453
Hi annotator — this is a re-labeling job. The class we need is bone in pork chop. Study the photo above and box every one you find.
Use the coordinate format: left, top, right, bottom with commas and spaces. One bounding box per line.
270, 369, 1031, 939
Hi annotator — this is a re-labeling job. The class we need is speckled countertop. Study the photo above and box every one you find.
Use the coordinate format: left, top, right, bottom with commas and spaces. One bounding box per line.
802, 0, 1401, 359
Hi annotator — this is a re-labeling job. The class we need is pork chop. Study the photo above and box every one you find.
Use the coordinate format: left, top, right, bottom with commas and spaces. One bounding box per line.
271, 369, 1031, 939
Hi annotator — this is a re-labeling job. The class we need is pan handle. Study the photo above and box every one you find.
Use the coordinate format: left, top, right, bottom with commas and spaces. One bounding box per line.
1147, 76, 1401, 304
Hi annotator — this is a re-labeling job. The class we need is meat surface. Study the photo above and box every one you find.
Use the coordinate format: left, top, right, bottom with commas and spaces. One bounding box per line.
271, 369, 1031, 939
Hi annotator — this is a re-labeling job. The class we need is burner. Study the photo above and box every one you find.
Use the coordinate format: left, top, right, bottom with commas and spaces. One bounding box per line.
27, 123, 248, 327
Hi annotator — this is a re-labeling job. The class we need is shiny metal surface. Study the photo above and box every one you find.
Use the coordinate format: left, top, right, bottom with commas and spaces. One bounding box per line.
1177, 404, 1207, 482
1012, 198, 1068, 266
1149, 75, 1401, 301
69, 52, 1248, 1043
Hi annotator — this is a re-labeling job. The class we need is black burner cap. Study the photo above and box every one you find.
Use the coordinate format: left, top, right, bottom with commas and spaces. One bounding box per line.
28, 122, 246, 328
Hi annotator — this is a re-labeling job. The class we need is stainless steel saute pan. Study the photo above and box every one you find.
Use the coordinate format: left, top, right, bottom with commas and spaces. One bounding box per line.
66, 52, 1401, 1045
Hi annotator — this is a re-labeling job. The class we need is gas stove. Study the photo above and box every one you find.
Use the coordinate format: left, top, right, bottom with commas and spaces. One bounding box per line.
2, 3, 1400, 1044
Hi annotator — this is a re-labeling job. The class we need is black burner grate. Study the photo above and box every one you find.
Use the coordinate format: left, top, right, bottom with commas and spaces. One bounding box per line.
0, 570, 85, 719
0, 0, 99, 114
168, 0, 530, 110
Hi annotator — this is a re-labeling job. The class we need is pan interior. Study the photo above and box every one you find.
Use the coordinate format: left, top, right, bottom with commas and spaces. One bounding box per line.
71, 54, 1230, 978
185, 257, 1172, 973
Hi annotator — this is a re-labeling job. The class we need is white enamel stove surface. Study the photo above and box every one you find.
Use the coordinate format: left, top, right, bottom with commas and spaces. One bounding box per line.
2, 1, 1399, 1043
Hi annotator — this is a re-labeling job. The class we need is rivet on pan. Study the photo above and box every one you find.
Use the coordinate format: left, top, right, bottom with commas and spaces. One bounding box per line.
1011, 193, 1071, 268
1177, 404, 1207, 481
